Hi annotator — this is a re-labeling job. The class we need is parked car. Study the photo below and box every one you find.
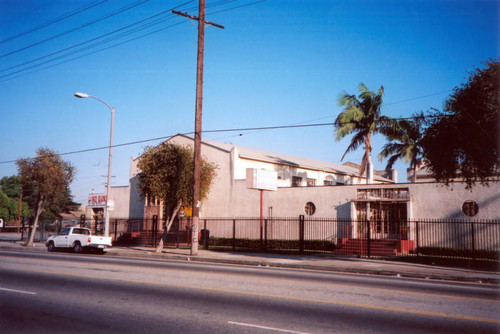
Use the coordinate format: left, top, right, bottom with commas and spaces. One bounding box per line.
46, 227, 112, 253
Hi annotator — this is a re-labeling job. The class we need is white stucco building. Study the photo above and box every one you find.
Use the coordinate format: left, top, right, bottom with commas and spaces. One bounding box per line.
117, 135, 500, 219
129, 134, 395, 219
83, 134, 499, 255
97, 134, 499, 223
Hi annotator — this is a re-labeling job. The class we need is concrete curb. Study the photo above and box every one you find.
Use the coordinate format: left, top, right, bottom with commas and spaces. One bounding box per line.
2, 239, 499, 285
104, 247, 500, 285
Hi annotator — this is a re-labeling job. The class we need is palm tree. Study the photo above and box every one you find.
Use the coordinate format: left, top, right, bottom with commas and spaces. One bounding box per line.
335, 83, 388, 182
378, 112, 426, 182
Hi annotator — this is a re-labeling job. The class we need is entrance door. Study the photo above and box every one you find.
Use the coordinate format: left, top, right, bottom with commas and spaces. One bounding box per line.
370, 202, 407, 239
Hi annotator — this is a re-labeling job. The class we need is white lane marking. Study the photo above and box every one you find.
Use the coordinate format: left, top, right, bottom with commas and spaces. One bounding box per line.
0, 287, 37, 295
228, 321, 310, 334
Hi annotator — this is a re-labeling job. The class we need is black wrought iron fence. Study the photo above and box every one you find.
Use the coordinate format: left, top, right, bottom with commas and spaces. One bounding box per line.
414, 219, 499, 260
196, 217, 499, 260
21, 215, 500, 261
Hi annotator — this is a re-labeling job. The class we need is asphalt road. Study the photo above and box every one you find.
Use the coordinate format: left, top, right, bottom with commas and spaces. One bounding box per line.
1, 249, 499, 333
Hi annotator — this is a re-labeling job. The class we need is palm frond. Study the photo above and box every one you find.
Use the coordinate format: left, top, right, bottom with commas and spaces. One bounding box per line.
335, 82, 386, 174
378, 112, 426, 173
384, 154, 400, 172
340, 130, 365, 160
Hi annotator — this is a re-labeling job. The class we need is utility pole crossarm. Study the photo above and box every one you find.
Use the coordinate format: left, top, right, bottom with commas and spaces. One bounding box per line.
172, 10, 225, 29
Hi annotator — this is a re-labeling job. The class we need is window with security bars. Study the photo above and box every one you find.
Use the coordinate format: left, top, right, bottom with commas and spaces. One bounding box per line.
292, 176, 302, 187
462, 201, 478, 217
307, 178, 316, 186
304, 202, 316, 216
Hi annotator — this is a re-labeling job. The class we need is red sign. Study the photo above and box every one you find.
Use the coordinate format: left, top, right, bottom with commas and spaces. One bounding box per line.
88, 194, 107, 208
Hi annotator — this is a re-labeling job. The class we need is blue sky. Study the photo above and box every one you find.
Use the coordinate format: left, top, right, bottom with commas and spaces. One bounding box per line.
0, 0, 498, 204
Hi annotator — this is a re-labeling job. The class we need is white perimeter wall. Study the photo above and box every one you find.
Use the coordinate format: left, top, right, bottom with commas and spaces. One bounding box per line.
226, 181, 500, 220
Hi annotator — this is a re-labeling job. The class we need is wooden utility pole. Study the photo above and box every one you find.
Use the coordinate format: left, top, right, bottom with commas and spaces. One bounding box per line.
173, 1, 223, 256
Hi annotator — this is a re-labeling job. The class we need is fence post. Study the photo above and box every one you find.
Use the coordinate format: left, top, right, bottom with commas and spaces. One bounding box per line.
152, 215, 158, 248
176, 217, 182, 249
264, 218, 268, 250
471, 221, 475, 261
40, 220, 45, 242
415, 220, 419, 257
203, 219, 208, 250
366, 219, 372, 258
232, 219, 236, 251
299, 215, 305, 254
114, 219, 118, 244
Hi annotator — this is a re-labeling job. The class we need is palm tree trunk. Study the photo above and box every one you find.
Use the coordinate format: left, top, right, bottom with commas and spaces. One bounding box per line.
365, 134, 373, 184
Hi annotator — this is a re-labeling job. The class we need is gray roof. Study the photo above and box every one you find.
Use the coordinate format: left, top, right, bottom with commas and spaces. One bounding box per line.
175, 134, 393, 182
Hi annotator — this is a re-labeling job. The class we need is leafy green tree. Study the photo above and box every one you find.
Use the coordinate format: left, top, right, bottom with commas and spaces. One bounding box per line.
137, 143, 217, 252
0, 176, 21, 198
17, 148, 75, 247
0, 176, 29, 222
378, 112, 426, 181
421, 59, 499, 188
43, 187, 80, 219
335, 83, 390, 182
0, 192, 16, 221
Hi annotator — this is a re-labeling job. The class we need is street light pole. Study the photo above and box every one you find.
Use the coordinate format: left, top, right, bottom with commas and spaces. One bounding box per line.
74, 92, 114, 238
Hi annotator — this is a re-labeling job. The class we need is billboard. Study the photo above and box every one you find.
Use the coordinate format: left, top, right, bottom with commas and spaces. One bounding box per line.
246, 168, 277, 191
88, 194, 107, 208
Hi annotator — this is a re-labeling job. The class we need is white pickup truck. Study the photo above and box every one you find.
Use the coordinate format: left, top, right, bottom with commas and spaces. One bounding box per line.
46, 227, 112, 253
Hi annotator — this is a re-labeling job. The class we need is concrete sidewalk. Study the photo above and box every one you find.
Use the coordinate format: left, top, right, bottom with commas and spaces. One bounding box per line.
1, 233, 499, 284
107, 246, 500, 284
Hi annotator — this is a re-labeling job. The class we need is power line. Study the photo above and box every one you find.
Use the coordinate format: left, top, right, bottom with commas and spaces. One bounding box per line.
0, 115, 439, 165
0, 1, 193, 78
0, 0, 259, 82
0, 0, 111, 45
208, 0, 267, 16
384, 90, 452, 106
0, 20, 187, 83
1, 133, 184, 165
0, 0, 58, 27
0, 0, 151, 59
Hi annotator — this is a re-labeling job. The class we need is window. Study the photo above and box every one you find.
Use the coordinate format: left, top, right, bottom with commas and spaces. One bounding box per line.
59, 228, 70, 236
357, 188, 409, 200
292, 176, 302, 187
74, 228, 90, 235
147, 196, 159, 206
324, 180, 334, 186
307, 178, 316, 187
462, 201, 479, 217
304, 202, 316, 216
